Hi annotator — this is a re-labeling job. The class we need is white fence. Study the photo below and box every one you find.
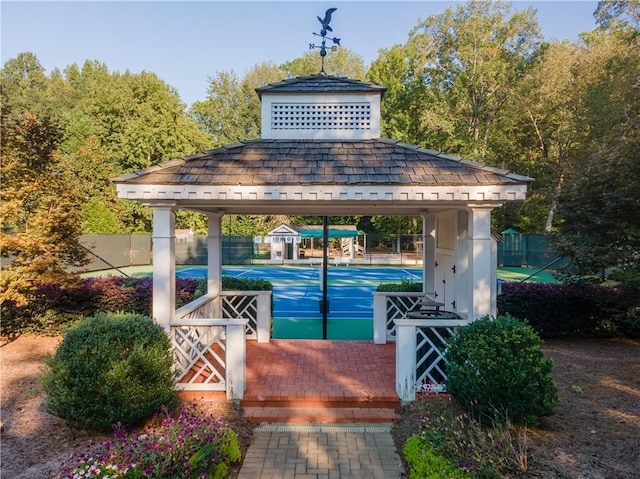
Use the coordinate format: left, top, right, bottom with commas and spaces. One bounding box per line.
171, 290, 272, 399
373, 291, 469, 402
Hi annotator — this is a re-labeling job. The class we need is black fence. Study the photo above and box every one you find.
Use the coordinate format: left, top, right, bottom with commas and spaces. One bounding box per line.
78, 233, 561, 272
497, 234, 561, 269
79, 234, 254, 272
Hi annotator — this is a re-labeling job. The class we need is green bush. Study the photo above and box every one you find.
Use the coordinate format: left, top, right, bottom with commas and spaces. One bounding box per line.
496, 282, 627, 338
445, 315, 558, 426
403, 435, 473, 479
620, 307, 640, 339
376, 280, 423, 292
42, 312, 178, 431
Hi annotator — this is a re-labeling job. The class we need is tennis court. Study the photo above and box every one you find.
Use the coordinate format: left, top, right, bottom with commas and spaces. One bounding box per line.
86, 263, 556, 340
177, 265, 422, 340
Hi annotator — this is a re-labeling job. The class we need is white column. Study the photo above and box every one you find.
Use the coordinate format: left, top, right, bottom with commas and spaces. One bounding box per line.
491, 233, 498, 317
225, 318, 247, 400
256, 293, 271, 343
152, 204, 176, 330
207, 213, 223, 317
422, 213, 436, 297
456, 209, 471, 320
468, 206, 495, 319
373, 292, 387, 344
396, 321, 417, 402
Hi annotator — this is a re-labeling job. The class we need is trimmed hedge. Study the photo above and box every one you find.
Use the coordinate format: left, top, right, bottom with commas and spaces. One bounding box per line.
42, 312, 178, 431
376, 280, 423, 292
1, 274, 273, 336
445, 315, 558, 426
497, 282, 628, 338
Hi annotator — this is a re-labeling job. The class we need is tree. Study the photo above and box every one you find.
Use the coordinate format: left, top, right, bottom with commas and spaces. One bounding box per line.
190, 62, 283, 146
594, 0, 640, 30
555, 27, 640, 277
405, 1, 542, 162
0, 52, 52, 128
2, 53, 215, 233
64, 63, 211, 173
511, 41, 585, 233
0, 113, 88, 306
281, 48, 366, 79
367, 44, 427, 143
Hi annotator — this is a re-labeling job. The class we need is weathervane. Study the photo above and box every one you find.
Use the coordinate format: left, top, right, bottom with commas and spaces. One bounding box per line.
310, 7, 340, 73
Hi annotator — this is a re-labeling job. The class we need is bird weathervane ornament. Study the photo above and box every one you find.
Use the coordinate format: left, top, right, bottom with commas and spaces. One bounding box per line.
310, 7, 340, 73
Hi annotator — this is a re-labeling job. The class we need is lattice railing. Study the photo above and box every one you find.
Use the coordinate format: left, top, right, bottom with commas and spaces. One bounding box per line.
220, 293, 257, 338
396, 318, 470, 402
415, 325, 457, 391
172, 322, 226, 391
170, 318, 248, 398
373, 292, 424, 343
176, 291, 271, 342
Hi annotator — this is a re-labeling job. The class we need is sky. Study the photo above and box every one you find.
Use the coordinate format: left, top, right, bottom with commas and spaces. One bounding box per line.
2, 1, 600, 106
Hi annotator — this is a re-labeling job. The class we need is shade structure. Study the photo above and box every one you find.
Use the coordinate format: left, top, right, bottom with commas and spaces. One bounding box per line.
298, 229, 364, 239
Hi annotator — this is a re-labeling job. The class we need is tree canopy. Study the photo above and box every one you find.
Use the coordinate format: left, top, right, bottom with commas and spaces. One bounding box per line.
2, 0, 638, 282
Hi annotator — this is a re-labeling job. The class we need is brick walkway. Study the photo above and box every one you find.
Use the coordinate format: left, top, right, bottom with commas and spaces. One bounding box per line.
237, 423, 405, 479
236, 341, 405, 477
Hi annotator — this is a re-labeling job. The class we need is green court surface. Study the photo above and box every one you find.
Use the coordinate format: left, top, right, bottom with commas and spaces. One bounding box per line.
272, 318, 373, 340
498, 266, 557, 284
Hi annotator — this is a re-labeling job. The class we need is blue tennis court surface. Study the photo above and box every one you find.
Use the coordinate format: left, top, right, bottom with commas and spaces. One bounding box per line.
170, 263, 554, 339
177, 264, 422, 319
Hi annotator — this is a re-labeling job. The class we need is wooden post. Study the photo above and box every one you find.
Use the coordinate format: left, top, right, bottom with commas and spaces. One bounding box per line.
422, 213, 437, 297
256, 292, 271, 343
395, 320, 417, 402
468, 206, 494, 319
225, 319, 247, 400
151, 204, 176, 331
208, 213, 223, 317
373, 292, 387, 344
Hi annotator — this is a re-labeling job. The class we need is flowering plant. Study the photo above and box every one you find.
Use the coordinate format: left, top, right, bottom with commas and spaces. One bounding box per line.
416, 379, 447, 394
58, 402, 241, 479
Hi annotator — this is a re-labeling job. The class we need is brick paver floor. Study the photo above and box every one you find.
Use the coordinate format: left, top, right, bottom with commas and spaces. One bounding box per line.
237, 423, 405, 479
245, 340, 397, 401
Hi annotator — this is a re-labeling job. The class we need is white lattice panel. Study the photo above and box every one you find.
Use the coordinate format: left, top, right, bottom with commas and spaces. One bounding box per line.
172, 325, 226, 391
271, 103, 371, 130
415, 326, 457, 389
222, 295, 257, 338
386, 295, 422, 338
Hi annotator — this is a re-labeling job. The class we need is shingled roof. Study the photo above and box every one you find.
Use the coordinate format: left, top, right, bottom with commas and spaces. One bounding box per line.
113, 138, 532, 186
255, 74, 387, 97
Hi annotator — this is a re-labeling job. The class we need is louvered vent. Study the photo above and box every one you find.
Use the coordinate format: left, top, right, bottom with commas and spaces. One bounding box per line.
271, 103, 371, 130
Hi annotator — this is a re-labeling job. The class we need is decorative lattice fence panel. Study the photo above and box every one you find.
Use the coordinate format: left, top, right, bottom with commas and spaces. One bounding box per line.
415, 325, 457, 391
386, 295, 422, 339
172, 325, 226, 391
221, 295, 258, 339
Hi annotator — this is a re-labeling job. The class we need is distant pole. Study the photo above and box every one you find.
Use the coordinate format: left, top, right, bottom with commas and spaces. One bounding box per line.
322, 215, 329, 339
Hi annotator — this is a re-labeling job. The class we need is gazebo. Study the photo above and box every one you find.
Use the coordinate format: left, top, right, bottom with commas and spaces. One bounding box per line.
112, 74, 532, 400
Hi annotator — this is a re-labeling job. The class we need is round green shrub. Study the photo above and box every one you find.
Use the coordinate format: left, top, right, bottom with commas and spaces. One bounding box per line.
42, 312, 178, 431
445, 314, 558, 426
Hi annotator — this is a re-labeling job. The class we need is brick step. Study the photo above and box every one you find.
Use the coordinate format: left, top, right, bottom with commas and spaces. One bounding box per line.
242, 406, 400, 423
241, 396, 400, 409
179, 391, 227, 402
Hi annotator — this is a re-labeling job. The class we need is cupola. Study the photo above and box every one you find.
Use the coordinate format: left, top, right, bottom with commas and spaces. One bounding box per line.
255, 74, 386, 140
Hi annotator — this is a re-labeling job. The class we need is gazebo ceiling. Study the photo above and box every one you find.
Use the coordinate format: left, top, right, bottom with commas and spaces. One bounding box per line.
112, 138, 533, 216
